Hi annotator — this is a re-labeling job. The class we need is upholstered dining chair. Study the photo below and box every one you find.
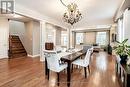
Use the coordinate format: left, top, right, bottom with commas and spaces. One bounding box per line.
72, 48, 92, 78
43, 50, 67, 86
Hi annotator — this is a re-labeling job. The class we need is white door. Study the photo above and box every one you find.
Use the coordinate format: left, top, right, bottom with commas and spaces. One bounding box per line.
0, 19, 9, 59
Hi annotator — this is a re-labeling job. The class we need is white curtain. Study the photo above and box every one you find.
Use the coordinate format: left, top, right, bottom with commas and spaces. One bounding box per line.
117, 18, 124, 42
123, 8, 130, 44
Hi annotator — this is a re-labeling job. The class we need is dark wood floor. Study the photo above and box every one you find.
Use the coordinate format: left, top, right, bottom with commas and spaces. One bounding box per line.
0, 52, 120, 87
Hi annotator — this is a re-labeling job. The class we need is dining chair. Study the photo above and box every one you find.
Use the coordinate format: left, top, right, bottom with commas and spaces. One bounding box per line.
55, 45, 63, 53
72, 48, 92, 78
43, 50, 67, 86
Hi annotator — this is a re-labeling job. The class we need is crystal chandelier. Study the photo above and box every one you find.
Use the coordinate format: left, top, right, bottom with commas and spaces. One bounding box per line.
60, 0, 82, 25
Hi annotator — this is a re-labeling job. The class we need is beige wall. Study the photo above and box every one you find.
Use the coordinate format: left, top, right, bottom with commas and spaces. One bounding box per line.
32, 21, 40, 55
24, 21, 33, 55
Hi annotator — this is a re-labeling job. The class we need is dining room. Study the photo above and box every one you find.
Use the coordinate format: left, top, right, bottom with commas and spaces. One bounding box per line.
1, 0, 130, 87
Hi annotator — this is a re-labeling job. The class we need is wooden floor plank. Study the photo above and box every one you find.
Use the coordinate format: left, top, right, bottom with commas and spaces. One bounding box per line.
0, 52, 120, 87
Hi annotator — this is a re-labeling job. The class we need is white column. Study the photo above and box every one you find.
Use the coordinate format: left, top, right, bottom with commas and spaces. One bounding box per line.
40, 21, 46, 61
67, 26, 74, 49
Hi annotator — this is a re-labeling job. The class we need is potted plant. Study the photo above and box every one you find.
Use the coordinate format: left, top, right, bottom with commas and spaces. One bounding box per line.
114, 39, 130, 64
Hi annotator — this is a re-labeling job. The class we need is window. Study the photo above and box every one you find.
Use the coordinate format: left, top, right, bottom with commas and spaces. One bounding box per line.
76, 33, 83, 44
61, 31, 67, 46
46, 29, 55, 43
96, 32, 107, 45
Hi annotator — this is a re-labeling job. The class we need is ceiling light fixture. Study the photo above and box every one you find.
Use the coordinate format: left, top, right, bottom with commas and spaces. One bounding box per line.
60, 0, 82, 25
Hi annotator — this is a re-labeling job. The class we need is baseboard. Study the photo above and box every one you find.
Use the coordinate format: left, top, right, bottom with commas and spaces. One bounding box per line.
0, 56, 8, 59
40, 57, 45, 62
0, 57, 8, 60
28, 54, 40, 58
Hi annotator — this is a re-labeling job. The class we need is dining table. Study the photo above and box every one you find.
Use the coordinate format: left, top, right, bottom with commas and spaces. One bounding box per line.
44, 49, 86, 87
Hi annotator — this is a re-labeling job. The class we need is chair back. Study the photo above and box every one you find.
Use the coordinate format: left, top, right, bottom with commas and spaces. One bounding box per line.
83, 45, 92, 53
84, 48, 92, 65
44, 50, 60, 71
89, 47, 94, 54
55, 45, 62, 53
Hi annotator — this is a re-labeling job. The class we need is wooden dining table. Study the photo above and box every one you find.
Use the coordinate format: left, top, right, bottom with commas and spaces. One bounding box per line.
45, 50, 86, 87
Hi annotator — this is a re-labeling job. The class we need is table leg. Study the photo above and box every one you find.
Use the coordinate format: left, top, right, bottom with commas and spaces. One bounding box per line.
45, 58, 48, 76
67, 61, 71, 87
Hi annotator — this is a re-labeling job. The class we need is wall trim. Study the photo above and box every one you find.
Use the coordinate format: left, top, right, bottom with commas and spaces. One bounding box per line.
0, 56, 8, 59
28, 54, 40, 58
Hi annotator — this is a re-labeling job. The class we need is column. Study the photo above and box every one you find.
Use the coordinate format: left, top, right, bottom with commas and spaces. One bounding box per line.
40, 21, 46, 61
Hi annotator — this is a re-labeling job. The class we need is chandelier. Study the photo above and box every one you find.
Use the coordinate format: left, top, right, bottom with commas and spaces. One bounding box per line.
60, 0, 82, 25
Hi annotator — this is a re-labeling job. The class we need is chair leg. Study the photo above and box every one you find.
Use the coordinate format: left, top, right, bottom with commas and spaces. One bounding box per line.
47, 69, 49, 80
72, 64, 73, 72
57, 73, 60, 86
84, 67, 87, 78
88, 65, 90, 74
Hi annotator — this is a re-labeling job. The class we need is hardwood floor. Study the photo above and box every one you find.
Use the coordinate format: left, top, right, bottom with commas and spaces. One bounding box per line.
0, 52, 121, 87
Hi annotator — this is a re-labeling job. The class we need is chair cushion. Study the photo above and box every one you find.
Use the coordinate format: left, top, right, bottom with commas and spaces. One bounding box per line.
52, 63, 68, 72
72, 59, 89, 67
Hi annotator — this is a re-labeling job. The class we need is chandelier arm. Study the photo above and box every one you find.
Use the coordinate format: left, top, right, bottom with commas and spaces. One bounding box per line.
60, 0, 67, 7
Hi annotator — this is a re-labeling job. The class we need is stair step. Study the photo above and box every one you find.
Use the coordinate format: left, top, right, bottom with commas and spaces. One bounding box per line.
11, 35, 19, 37
11, 53, 27, 58
9, 35, 27, 58
11, 41, 21, 43
12, 45, 23, 48
11, 37, 19, 39
11, 39, 20, 41
12, 48, 25, 50
11, 50, 26, 54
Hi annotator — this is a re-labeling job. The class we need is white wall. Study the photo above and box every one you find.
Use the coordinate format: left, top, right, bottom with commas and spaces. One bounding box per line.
0, 18, 9, 58
9, 20, 25, 36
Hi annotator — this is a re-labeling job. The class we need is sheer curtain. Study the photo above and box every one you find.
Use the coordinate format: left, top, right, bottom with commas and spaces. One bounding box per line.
96, 31, 109, 46
117, 18, 124, 42
76, 33, 83, 45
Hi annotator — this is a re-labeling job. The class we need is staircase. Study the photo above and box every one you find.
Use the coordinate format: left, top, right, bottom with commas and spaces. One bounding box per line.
9, 35, 27, 58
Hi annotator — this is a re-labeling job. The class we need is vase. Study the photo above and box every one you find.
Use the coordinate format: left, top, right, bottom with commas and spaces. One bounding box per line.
120, 55, 128, 64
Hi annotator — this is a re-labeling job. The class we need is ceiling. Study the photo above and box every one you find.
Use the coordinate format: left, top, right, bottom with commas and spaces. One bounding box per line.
16, 0, 123, 29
